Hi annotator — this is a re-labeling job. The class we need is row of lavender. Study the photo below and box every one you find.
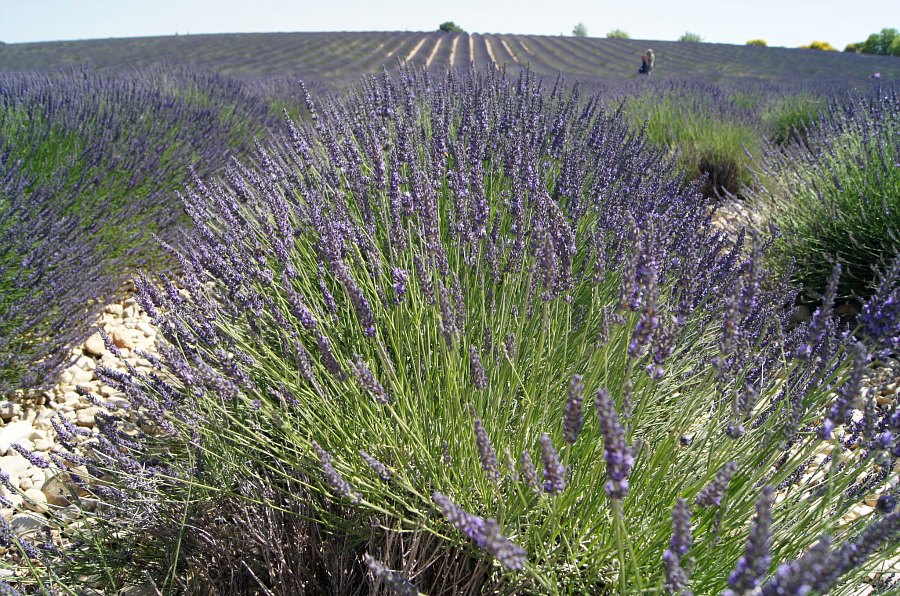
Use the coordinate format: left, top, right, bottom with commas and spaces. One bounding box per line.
0, 67, 276, 393
5, 66, 897, 593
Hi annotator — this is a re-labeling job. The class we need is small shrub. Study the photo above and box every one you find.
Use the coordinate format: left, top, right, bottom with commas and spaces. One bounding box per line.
439, 21, 464, 33
844, 42, 862, 52
606, 29, 630, 39
679, 31, 703, 42
753, 85, 900, 300
623, 84, 760, 198
800, 40, 837, 51
572, 22, 588, 37
746, 39, 767, 46
762, 92, 828, 146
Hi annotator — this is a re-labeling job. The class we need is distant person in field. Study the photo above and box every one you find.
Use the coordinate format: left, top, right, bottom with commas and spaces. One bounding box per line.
639, 49, 655, 75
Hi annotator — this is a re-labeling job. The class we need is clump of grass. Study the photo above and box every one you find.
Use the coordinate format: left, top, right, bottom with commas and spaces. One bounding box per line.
762, 92, 828, 147
15, 68, 898, 595
623, 83, 761, 198
752, 84, 900, 301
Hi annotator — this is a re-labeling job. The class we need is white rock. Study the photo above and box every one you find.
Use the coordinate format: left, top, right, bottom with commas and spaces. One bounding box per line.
19, 477, 33, 491
83, 333, 106, 358
76, 355, 97, 371
0, 453, 31, 477
65, 366, 94, 384
136, 322, 156, 338
105, 303, 124, 317
22, 488, 48, 513
32, 438, 53, 452
0, 420, 33, 455
0, 402, 21, 420
42, 474, 75, 507
76, 408, 101, 428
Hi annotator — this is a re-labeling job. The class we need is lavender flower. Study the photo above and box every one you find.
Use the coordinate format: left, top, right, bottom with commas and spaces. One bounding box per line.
360, 450, 392, 481
725, 486, 774, 595
670, 498, 692, 557
432, 492, 527, 570
663, 549, 693, 596
594, 388, 634, 500
474, 419, 501, 483
696, 462, 737, 507
313, 441, 361, 503
316, 333, 346, 381
349, 354, 391, 404
363, 553, 418, 596
759, 536, 831, 596
519, 451, 540, 493
469, 345, 487, 390
540, 433, 566, 494
563, 374, 584, 444
9, 443, 49, 469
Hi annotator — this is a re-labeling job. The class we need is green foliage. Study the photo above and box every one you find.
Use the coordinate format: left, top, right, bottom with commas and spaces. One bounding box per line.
892, 35, 900, 56
745, 39, 767, 46
679, 32, 703, 43
572, 23, 588, 37
761, 93, 828, 146
800, 40, 837, 51
439, 21, 464, 33
623, 91, 760, 198
844, 42, 862, 53
861, 28, 898, 55
753, 92, 900, 299
606, 29, 630, 39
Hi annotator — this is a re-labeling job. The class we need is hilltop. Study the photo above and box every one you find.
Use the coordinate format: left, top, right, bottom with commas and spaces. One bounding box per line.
2, 31, 898, 88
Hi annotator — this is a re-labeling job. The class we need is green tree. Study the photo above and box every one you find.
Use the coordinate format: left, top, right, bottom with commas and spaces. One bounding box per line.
438, 21, 464, 33
892, 35, 900, 55
679, 31, 703, 42
861, 28, 898, 55
572, 23, 588, 37
746, 39, 767, 46
606, 29, 630, 39
844, 42, 862, 52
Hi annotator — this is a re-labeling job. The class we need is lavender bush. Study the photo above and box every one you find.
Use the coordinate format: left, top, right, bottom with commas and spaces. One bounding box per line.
752, 82, 900, 301
14, 66, 899, 594
0, 67, 273, 392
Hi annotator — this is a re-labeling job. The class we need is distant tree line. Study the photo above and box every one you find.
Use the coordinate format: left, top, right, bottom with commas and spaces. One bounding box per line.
845, 28, 900, 56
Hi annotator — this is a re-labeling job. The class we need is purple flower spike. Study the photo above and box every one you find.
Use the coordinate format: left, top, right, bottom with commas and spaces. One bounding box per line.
540, 433, 566, 494
594, 389, 633, 500
360, 450, 392, 481
725, 486, 774, 595
313, 441, 361, 504
474, 419, 501, 483
671, 498, 693, 558
349, 354, 391, 404
662, 549, 692, 595
10, 443, 49, 469
432, 492, 527, 571
469, 345, 487, 391
363, 554, 418, 596
696, 462, 737, 508
519, 451, 540, 493
563, 374, 584, 444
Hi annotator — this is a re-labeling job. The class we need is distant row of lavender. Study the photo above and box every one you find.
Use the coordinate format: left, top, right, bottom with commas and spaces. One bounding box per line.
25, 66, 898, 593
0, 67, 274, 392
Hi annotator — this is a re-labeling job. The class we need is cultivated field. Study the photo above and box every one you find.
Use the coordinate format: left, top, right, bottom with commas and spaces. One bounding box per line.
0, 30, 898, 595
3, 31, 900, 87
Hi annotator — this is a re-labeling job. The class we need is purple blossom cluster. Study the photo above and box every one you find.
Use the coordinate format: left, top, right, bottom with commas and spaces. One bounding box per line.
0, 67, 274, 395
432, 492, 527, 570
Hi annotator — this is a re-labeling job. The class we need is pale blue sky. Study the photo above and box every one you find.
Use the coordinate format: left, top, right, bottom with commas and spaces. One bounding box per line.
0, 0, 896, 49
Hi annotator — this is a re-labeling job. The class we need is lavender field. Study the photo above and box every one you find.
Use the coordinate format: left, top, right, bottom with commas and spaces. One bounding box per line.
0, 31, 899, 595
